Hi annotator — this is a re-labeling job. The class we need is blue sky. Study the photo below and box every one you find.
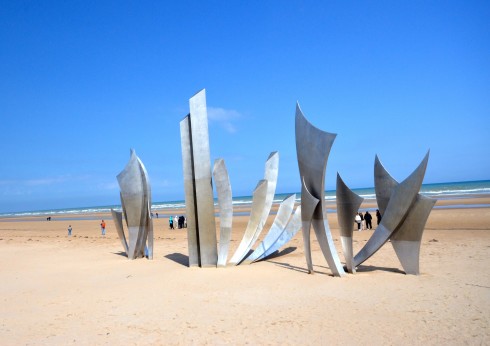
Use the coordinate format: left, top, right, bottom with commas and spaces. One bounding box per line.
1, 1, 489, 213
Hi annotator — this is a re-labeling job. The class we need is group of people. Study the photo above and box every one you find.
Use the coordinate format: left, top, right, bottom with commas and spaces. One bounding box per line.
354, 209, 382, 231
67, 215, 188, 236
67, 209, 382, 235
169, 215, 186, 229
67, 219, 106, 236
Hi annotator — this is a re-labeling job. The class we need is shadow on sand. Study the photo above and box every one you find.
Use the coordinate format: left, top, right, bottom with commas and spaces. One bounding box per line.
111, 251, 127, 258
354, 264, 405, 274
165, 252, 189, 267
262, 246, 297, 260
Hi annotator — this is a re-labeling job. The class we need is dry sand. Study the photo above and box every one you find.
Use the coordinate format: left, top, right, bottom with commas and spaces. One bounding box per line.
0, 197, 489, 345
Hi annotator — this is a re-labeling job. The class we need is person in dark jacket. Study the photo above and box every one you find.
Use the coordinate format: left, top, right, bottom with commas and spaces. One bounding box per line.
376, 209, 382, 225
364, 211, 373, 229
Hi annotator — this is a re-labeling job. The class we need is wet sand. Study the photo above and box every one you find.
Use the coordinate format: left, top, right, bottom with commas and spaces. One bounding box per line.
0, 197, 489, 344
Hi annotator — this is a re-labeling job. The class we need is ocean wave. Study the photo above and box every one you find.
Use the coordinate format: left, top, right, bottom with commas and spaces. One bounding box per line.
421, 188, 490, 195
2, 180, 489, 218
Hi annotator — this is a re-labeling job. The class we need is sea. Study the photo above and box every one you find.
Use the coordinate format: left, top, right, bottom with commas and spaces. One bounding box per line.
1, 180, 489, 219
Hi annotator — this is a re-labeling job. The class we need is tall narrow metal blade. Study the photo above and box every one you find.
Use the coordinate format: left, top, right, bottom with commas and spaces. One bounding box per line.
336, 173, 364, 273
111, 209, 128, 254
213, 158, 233, 267
180, 114, 200, 267
300, 178, 319, 274
146, 200, 154, 260
241, 152, 280, 262
188, 89, 218, 267
374, 155, 398, 215
229, 180, 268, 265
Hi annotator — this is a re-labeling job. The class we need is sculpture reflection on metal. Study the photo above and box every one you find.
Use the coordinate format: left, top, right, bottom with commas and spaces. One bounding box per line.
229, 152, 279, 265
296, 103, 346, 277
112, 149, 153, 260
373, 155, 436, 274
243, 194, 296, 264
111, 208, 128, 254
353, 152, 430, 268
391, 195, 435, 274
257, 205, 302, 261
252, 152, 279, 245
228, 180, 268, 265
299, 178, 319, 273
180, 89, 218, 267
336, 173, 364, 273
213, 158, 233, 267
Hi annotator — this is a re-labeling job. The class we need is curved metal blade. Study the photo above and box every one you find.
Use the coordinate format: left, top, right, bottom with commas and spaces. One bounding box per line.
244, 194, 295, 264
296, 103, 345, 276
259, 206, 302, 261
336, 173, 364, 273
213, 158, 233, 267
354, 151, 430, 267
111, 209, 128, 254
229, 179, 268, 265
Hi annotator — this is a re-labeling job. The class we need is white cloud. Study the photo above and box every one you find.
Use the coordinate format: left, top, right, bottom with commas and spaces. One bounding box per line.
207, 107, 241, 134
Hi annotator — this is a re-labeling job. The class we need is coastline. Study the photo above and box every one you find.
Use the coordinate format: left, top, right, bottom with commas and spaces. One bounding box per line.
2, 194, 489, 223
0, 194, 489, 344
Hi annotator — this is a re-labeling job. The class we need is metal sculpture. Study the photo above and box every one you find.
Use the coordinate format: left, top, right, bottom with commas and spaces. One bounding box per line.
248, 205, 302, 262
229, 152, 279, 265
180, 89, 218, 267
112, 149, 153, 259
299, 178, 320, 273
353, 152, 430, 268
243, 194, 296, 264
170, 90, 436, 277
373, 155, 436, 274
228, 180, 268, 265
390, 195, 436, 274
213, 158, 233, 267
336, 173, 364, 273
111, 209, 128, 254
295, 103, 346, 277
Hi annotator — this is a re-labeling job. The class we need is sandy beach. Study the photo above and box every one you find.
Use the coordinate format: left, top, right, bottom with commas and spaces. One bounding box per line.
0, 197, 489, 345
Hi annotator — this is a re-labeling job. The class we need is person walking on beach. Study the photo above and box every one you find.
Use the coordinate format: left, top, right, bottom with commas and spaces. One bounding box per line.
355, 213, 362, 231
376, 209, 382, 225
169, 215, 174, 229
100, 220, 106, 236
68, 225, 72, 236
364, 211, 372, 230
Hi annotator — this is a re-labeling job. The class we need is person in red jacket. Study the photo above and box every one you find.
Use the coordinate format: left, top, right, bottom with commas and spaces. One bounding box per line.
101, 220, 106, 236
